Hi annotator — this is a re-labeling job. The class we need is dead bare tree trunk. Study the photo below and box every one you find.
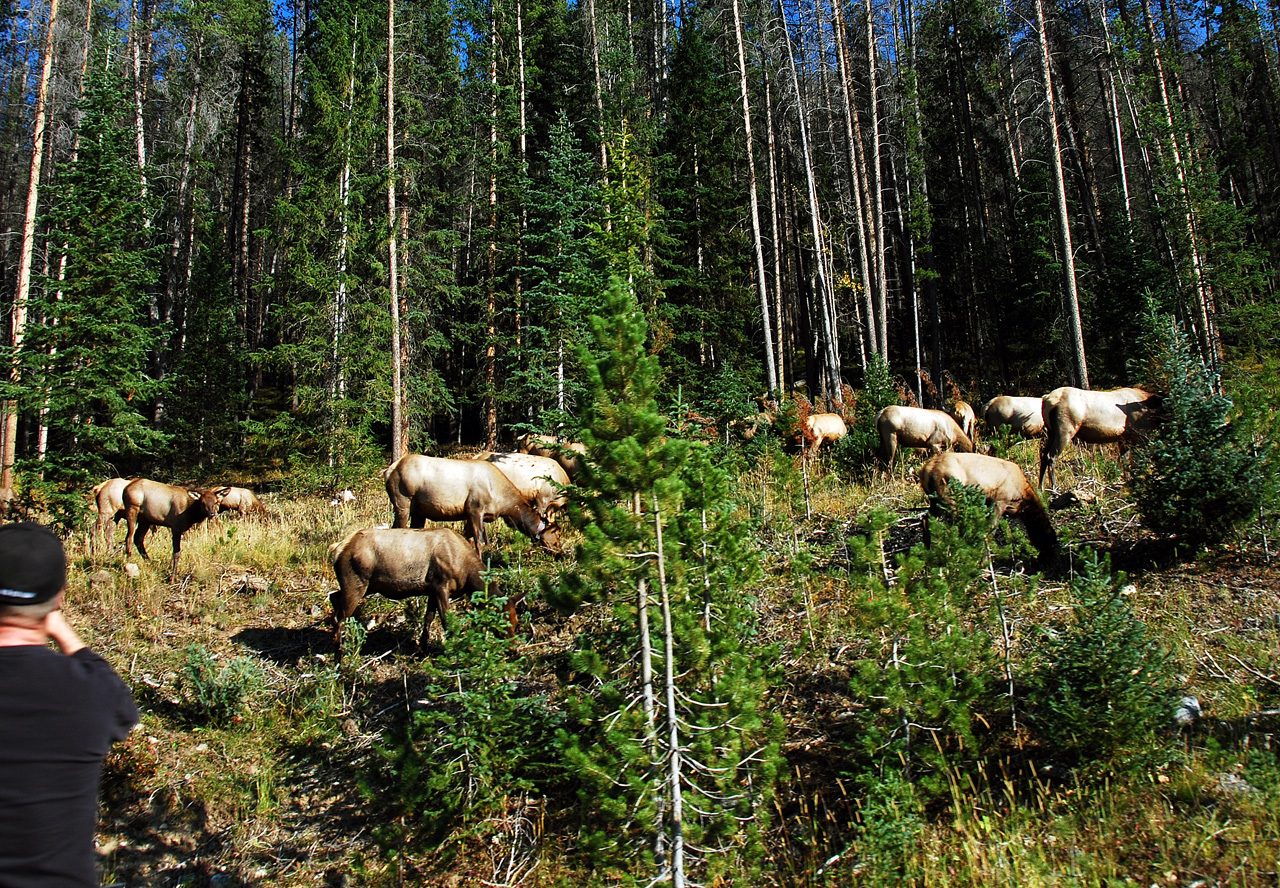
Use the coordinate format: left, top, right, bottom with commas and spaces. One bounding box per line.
730, 0, 778, 395
3, 0, 60, 491
388, 0, 407, 459
484, 7, 499, 450
866, 0, 889, 360
829, 0, 877, 363
1036, 0, 1089, 389
778, 0, 842, 402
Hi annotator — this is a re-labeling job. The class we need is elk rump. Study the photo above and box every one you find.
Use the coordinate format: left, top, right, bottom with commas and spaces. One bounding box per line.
91, 478, 131, 551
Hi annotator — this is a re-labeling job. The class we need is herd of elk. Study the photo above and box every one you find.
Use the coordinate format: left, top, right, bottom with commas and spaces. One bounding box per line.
50, 379, 1162, 657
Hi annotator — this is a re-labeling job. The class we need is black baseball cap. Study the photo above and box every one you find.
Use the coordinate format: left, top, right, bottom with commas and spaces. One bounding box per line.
0, 522, 67, 606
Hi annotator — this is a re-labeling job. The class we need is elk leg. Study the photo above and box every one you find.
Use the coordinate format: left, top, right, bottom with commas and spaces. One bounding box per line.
130, 517, 150, 560
169, 528, 183, 581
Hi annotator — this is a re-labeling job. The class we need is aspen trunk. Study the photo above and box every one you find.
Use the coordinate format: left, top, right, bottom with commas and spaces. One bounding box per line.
388, 0, 407, 459
866, 0, 889, 360
329, 17, 358, 466
764, 76, 786, 389
484, 8, 499, 450
730, 0, 778, 394
653, 494, 684, 888
830, 0, 877, 360
3, 0, 60, 491
1036, 0, 1089, 389
778, 0, 842, 402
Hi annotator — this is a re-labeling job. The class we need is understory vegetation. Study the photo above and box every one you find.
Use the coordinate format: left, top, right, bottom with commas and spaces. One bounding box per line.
75, 426, 1280, 886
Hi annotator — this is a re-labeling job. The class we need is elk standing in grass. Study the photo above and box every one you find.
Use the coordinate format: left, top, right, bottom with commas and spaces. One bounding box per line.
876, 405, 974, 470
122, 480, 229, 580
981, 395, 1046, 438
329, 526, 510, 654
1039, 387, 1163, 490
383, 454, 548, 553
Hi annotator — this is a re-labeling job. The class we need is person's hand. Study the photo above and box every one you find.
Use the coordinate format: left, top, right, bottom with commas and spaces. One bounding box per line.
41, 608, 86, 655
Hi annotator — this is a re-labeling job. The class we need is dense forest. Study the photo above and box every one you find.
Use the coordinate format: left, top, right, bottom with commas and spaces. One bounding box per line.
0, 0, 1277, 497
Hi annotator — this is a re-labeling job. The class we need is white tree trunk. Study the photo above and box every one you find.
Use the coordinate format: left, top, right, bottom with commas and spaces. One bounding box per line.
388, 0, 406, 459
730, 0, 778, 394
3, 0, 60, 491
1036, 0, 1089, 389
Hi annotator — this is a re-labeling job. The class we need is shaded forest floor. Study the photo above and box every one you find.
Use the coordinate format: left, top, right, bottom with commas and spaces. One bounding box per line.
63, 439, 1280, 886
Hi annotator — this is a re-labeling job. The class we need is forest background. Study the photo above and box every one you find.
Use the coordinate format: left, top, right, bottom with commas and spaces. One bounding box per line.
0, 0, 1277, 497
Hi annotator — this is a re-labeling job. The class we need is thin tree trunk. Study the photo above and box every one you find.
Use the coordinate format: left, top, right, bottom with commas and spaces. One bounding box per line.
765, 76, 787, 389
830, 0, 877, 361
778, 0, 841, 402
730, 0, 778, 394
129, 0, 150, 214
586, 0, 607, 170
1036, 0, 1089, 388
1098, 0, 1132, 223
652, 493, 684, 888
388, 0, 406, 459
3, 0, 60, 491
1144, 0, 1219, 373
484, 7, 499, 450
329, 17, 358, 467
866, 0, 889, 359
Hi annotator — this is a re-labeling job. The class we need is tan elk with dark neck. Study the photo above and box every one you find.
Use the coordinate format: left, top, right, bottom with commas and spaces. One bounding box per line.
122, 480, 229, 580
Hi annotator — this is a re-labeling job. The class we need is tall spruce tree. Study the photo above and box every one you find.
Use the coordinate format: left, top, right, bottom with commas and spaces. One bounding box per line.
13, 47, 163, 523
552, 278, 781, 885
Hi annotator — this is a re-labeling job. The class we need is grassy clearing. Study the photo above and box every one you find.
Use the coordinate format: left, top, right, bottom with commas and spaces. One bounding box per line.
64, 441, 1280, 886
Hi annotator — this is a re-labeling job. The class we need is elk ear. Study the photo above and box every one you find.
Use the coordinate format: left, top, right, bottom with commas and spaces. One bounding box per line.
215, 486, 232, 499
187, 490, 201, 500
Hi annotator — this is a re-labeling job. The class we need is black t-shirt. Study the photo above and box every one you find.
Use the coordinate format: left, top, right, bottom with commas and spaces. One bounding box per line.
0, 646, 139, 888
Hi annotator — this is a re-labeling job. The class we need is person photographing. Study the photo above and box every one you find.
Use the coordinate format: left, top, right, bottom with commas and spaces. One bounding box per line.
0, 522, 138, 887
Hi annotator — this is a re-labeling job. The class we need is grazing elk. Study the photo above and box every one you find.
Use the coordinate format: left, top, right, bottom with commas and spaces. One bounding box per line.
876, 405, 974, 471
217, 486, 268, 518
329, 527, 511, 654
1039, 386, 1163, 490
515, 433, 586, 480
980, 395, 1046, 438
122, 480, 229, 580
383, 454, 549, 553
802, 413, 848, 458
919, 452, 1058, 562
473, 451, 570, 518
90, 478, 131, 551
949, 401, 977, 442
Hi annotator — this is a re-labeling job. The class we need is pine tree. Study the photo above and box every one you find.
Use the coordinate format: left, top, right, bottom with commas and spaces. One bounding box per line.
552, 278, 781, 885
12, 48, 163, 524
1130, 312, 1269, 546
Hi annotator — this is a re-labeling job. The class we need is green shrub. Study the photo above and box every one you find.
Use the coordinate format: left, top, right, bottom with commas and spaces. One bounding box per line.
364, 581, 561, 863
179, 644, 263, 726
1020, 552, 1176, 771
1130, 315, 1270, 546
846, 488, 1010, 795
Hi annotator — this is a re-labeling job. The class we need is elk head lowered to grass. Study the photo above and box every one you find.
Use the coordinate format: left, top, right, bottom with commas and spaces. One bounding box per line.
382, 454, 549, 554
515, 433, 587, 480
876, 405, 974, 471
919, 451, 1058, 563
122, 479, 230, 581
980, 395, 1046, 439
